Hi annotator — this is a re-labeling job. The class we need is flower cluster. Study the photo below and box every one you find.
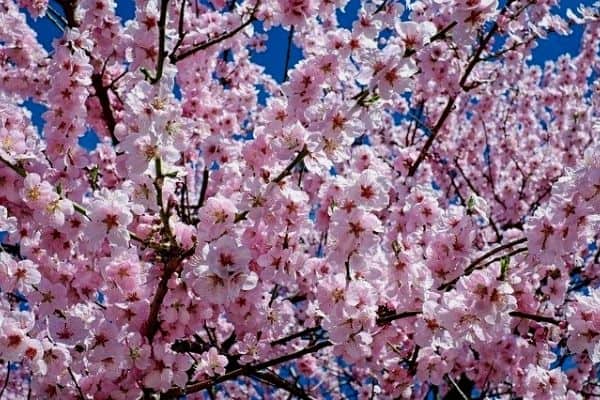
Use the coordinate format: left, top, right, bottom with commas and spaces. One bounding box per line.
0, 0, 598, 398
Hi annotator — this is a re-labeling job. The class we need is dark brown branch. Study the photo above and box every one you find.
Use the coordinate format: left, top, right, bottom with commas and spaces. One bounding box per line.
407, 2, 519, 177
91, 73, 119, 146
67, 366, 85, 400
193, 167, 210, 209
0, 362, 10, 399
251, 371, 313, 400
376, 310, 422, 325
56, 0, 79, 27
170, 0, 189, 57
508, 311, 560, 326
431, 21, 458, 42
438, 237, 527, 290
372, 0, 389, 15
162, 340, 332, 398
271, 145, 309, 184
453, 158, 502, 241
0, 155, 27, 177
407, 97, 456, 177
144, 254, 184, 341
171, 3, 259, 63
480, 247, 527, 269
403, 21, 457, 57
271, 326, 322, 346
143, 0, 170, 83
282, 25, 295, 82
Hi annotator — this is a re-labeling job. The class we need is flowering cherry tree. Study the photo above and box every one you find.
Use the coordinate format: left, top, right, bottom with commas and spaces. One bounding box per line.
0, 0, 599, 398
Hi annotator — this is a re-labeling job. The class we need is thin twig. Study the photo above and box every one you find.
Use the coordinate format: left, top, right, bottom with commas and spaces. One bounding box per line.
143, 0, 170, 83
67, 366, 86, 400
376, 310, 422, 325
271, 326, 322, 346
171, 2, 259, 63
508, 311, 560, 325
271, 145, 309, 184
251, 371, 313, 400
91, 73, 119, 145
162, 340, 332, 398
282, 25, 295, 82
0, 155, 26, 177
0, 363, 11, 399
438, 237, 527, 290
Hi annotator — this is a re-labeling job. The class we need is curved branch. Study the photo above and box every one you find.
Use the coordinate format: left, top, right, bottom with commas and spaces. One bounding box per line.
161, 340, 332, 398
0, 362, 11, 399
91, 73, 118, 145
438, 237, 527, 291
251, 371, 313, 400
509, 311, 561, 326
271, 145, 309, 184
171, 3, 259, 63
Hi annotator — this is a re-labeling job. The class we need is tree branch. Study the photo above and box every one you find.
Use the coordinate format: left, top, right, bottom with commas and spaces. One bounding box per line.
508, 311, 560, 326
376, 310, 422, 326
143, 0, 170, 83
0, 362, 11, 399
0, 155, 26, 177
67, 366, 85, 400
251, 371, 313, 400
407, 97, 455, 177
282, 25, 295, 82
271, 145, 309, 184
161, 340, 332, 398
144, 254, 184, 341
270, 326, 323, 346
171, 2, 259, 63
408, 1, 518, 177
91, 73, 119, 146
438, 237, 527, 290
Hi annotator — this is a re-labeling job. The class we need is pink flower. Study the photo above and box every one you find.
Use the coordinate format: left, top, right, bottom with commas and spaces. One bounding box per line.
0, 321, 27, 361
197, 196, 237, 240
86, 188, 134, 248
8, 259, 41, 293
206, 236, 251, 277
0, 206, 17, 234
199, 347, 228, 377
21, 173, 53, 206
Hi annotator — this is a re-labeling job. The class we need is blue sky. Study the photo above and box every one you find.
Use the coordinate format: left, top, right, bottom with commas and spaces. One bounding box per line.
22, 0, 590, 149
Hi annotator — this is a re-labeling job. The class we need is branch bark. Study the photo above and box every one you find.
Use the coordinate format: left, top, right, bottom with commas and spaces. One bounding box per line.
161, 340, 332, 398
438, 237, 527, 291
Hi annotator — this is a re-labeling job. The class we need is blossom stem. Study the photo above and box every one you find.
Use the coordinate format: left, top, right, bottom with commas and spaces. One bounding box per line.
271, 326, 323, 346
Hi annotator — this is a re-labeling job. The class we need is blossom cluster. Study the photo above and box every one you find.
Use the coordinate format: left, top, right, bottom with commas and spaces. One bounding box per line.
0, 0, 599, 398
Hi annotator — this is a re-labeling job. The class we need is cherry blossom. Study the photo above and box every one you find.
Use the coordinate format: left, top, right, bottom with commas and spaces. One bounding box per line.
0, 0, 598, 398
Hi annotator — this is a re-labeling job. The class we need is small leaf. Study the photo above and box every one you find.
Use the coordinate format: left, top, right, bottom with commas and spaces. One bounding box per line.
499, 256, 510, 280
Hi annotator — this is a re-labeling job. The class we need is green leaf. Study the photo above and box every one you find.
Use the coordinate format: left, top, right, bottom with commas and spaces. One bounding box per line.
467, 195, 475, 211
499, 256, 510, 280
